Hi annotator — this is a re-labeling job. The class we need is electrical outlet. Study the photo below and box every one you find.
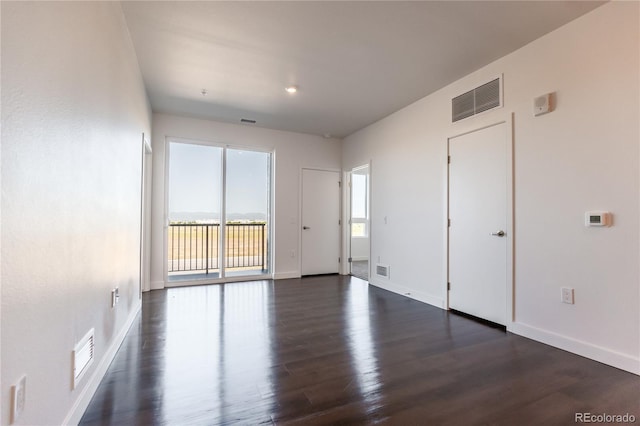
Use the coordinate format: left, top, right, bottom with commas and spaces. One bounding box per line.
10, 375, 26, 424
561, 287, 575, 304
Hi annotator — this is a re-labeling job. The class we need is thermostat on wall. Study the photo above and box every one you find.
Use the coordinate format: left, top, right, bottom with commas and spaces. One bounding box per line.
585, 211, 611, 227
533, 92, 554, 116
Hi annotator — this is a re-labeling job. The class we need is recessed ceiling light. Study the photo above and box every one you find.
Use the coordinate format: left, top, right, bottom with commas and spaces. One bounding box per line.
201, 89, 208, 96
285, 86, 298, 94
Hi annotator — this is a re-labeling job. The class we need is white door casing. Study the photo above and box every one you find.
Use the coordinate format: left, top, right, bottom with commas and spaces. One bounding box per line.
301, 169, 340, 275
448, 121, 510, 325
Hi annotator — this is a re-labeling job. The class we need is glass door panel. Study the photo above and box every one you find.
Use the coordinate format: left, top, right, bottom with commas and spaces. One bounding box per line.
167, 142, 223, 281
225, 148, 271, 277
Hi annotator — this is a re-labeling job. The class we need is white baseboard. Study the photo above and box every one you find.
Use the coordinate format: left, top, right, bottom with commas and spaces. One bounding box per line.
63, 302, 141, 425
274, 271, 300, 280
509, 322, 639, 375
150, 280, 164, 290
368, 277, 445, 309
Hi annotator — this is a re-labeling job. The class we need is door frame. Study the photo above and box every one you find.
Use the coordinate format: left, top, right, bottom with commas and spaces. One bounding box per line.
345, 163, 371, 278
445, 114, 515, 329
299, 167, 342, 276
163, 136, 275, 287
140, 133, 152, 294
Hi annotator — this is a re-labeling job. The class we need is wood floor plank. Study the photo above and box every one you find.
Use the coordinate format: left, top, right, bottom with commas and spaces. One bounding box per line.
80, 276, 639, 425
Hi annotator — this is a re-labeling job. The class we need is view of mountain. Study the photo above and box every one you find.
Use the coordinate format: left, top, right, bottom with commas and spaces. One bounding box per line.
169, 212, 267, 223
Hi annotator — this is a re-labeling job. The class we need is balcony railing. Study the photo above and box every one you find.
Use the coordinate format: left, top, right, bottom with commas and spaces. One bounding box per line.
168, 223, 267, 275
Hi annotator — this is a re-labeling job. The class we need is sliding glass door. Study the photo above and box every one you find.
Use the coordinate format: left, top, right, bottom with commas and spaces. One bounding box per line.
167, 140, 271, 283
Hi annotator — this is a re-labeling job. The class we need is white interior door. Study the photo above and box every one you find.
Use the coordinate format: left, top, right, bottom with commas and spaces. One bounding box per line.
301, 169, 340, 275
449, 122, 508, 325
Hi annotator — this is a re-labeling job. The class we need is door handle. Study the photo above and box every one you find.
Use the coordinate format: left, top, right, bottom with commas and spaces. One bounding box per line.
303, 226, 310, 230
491, 230, 505, 237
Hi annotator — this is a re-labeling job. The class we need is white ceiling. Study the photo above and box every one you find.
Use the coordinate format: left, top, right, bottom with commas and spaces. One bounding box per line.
121, 1, 603, 138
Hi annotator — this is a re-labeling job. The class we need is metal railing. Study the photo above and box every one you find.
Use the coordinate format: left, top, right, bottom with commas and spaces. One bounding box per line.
168, 223, 267, 274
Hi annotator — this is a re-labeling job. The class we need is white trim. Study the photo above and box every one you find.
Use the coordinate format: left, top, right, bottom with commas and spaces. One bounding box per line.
274, 271, 301, 280
446, 115, 514, 325
509, 322, 640, 375
341, 170, 351, 275
163, 137, 170, 287
165, 278, 223, 288
220, 143, 227, 279
350, 256, 368, 262
367, 161, 373, 282
165, 273, 273, 288
63, 302, 141, 425
369, 277, 445, 309
505, 114, 515, 324
150, 280, 165, 290
140, 133, 151, 294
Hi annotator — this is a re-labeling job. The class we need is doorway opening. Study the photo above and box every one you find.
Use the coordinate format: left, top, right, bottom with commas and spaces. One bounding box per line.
166, 139, 272, 284
349, 164, 370, 281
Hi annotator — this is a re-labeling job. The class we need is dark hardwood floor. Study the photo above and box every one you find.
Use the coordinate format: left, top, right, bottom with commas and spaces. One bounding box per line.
80, 276, 639, 425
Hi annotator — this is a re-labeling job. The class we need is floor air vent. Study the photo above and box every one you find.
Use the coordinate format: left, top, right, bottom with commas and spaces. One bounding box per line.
73, 328, 95, 389
376, 264, 390, 279
452, 77, 502, 122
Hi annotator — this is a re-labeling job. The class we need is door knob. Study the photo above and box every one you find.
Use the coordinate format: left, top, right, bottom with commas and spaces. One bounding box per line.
303, 226, 310, 230
491, 230, 505, 237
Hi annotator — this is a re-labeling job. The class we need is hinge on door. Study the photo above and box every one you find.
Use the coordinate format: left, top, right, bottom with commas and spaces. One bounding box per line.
338, 181, 341, 187
448, 218, 451, 227
348, 257, 352, 263
448, 155, 451, 164
447, 282, 451, 291
338, 219, 341, 225
338, 257, 341, 263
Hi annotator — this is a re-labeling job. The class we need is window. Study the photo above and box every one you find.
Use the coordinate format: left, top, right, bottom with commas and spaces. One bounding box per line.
351, 173, 368, 238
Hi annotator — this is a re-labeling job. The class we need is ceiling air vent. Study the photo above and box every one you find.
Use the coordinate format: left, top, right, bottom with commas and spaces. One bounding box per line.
452, 77, 502, 122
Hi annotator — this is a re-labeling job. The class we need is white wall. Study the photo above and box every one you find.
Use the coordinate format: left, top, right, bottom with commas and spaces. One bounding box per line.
351, 237, 369, 261
150, 113, 342, 288
343, 2, 639, 374
1, 2, 152, 424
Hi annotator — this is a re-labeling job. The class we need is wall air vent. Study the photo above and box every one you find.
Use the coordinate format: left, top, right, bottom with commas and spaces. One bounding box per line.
240, 118, 256, 124
73, 328, 95, 389
452, 77, 502, 122
376, 264, 390, 279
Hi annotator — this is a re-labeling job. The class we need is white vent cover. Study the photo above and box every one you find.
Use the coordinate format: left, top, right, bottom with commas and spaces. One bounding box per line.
73, 328, 95, 389
376, 264, 390, 279
452, 77, 502, 122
